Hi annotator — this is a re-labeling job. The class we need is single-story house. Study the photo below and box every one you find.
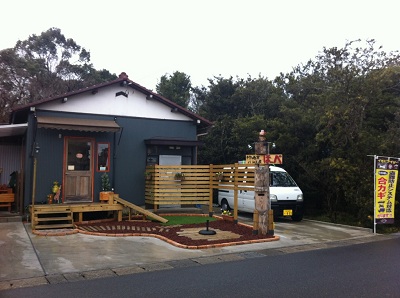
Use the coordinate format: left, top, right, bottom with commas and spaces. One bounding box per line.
0, 72, 212, 213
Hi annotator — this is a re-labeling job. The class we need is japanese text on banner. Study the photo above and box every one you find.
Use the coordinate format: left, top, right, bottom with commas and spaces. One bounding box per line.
375, 157, 398, 221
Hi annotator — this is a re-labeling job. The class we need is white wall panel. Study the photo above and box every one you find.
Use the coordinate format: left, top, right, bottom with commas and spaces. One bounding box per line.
38, 86, 191, 121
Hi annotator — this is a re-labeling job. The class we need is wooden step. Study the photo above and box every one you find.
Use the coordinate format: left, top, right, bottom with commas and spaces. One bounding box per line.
36, 216, 73, 222
33, 206, 71, 210
34, 211, 71, 215
32, 210, 74, 230
34, 223, 74, 229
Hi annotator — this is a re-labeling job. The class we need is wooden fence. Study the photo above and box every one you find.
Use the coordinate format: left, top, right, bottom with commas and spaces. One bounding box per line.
145, 164, 255, 212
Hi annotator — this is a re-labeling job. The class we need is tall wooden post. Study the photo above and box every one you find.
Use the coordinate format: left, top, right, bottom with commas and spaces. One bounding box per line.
253, 130, 270, 235
31, 143, 40, 229
31, 156, 37, 229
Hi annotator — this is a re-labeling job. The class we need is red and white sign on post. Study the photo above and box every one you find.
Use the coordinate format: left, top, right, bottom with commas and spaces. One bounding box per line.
246, 154, 283, 165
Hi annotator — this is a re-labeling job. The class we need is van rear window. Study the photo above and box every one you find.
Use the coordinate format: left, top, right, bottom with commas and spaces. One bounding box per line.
271, 172, 297, 187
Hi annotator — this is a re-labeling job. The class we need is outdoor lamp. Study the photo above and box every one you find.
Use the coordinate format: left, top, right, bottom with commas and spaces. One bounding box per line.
34, 143, 40, 154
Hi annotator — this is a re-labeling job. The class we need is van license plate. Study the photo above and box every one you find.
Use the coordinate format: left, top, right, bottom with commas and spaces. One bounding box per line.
283, 209, 293, 216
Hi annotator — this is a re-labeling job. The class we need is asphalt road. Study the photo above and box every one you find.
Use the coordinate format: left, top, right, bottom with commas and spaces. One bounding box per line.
3, 236, 399, 298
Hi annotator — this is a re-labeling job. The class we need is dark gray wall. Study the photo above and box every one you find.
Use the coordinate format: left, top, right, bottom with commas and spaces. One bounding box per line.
113, 116, 197, 205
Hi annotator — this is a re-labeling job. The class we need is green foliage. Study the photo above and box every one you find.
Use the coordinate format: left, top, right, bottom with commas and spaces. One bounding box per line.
156, 71, 191, 108
197, 76, 240, 121
198, 115, 265, 164
0, 27, 117, 122
101, 173, 111, 191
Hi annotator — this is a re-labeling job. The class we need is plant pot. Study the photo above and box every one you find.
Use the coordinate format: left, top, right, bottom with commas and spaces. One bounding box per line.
214, 174, 224, 181
222, 215, 234, 222
47, 194, 54, 204
100, 191, 113, 202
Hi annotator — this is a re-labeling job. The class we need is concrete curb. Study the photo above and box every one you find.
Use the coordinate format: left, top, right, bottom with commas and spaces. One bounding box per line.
303, 218, 374, 232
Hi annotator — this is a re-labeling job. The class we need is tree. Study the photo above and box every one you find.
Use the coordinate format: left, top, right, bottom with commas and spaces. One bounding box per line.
198, 115, 266, 165
276, 39, 400, 222
0, 27, 116, 122
195, 75, 282, 122
196, 76, 239, 121
156, 71, 191, 108
196, 75, 284, 164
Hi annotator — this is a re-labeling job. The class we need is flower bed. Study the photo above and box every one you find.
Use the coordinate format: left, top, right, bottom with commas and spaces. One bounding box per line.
75, 218, 276, 248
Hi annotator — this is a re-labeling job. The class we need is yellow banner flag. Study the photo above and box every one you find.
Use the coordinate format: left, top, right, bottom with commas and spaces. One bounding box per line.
375, 157, 398, 223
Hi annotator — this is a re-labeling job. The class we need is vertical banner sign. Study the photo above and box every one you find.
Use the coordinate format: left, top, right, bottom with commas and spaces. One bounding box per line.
375, 157, 399, 224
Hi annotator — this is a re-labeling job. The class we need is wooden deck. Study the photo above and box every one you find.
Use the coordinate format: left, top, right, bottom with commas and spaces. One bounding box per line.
29, 193, 166, 230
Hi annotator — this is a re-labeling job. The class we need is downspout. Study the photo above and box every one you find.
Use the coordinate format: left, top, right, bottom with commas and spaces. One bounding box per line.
18, 135, 26, 215
196, 132, 208, 165
112, 131, 116, 191
112, 117, 123, 191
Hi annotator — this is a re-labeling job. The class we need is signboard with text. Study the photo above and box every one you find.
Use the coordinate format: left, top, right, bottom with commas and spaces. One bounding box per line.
246, 154, 283, 164
375, 157, 398, 224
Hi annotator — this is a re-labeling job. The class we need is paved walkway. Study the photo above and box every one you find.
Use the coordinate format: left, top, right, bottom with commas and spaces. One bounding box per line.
0, 212, 397, 291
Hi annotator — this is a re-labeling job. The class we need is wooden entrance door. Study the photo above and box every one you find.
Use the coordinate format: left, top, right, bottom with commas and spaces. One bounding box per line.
64, 138, 94, 202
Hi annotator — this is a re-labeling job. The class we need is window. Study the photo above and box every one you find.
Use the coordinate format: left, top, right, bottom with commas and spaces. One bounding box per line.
97, 143, 110, 172
270, 172, 297, 187
66, 138, 92, 171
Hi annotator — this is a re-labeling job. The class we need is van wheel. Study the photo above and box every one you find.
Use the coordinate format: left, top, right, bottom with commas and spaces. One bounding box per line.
291, 212, 303, 222
220, 199, 230, 211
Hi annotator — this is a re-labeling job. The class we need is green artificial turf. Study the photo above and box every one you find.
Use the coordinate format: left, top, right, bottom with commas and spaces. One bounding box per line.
160, 215, 217, 226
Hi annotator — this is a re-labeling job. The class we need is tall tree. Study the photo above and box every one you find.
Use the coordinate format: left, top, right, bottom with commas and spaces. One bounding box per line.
276, 39, 400, 222
0, 27, 116, 122
195, 75, 282, 122
156, 71, 191, 108
197, 76, 239, 121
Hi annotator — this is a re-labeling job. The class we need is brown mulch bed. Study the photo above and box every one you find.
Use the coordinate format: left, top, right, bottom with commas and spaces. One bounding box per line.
75, 219, 275, 248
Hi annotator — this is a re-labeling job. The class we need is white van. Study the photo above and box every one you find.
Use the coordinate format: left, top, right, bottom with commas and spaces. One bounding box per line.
218, 166, 304, 221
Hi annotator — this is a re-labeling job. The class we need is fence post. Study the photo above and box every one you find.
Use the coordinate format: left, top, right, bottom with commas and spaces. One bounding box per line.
233, 163, 239, 224
209, 164, 214, 216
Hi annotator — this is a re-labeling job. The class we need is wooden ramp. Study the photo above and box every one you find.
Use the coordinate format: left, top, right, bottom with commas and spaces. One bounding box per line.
114, 197, 168, 223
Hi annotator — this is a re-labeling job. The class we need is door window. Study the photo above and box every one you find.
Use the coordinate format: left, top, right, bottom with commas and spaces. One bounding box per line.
67, 139, 92, 171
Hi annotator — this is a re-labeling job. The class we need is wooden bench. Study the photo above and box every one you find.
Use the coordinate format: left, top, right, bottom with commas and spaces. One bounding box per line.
0, 193, 15, 212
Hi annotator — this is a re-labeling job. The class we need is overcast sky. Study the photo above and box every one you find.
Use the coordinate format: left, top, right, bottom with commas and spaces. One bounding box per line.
1, 0, 399, 90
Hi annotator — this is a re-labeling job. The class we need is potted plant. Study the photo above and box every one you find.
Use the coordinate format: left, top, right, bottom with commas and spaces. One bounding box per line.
144, 171, 152, 180
214, 172, 224, 181
51, 181, 61, 204
174, 172, 185, 181
221, 209, 234, 222
100, 173, 113, 202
